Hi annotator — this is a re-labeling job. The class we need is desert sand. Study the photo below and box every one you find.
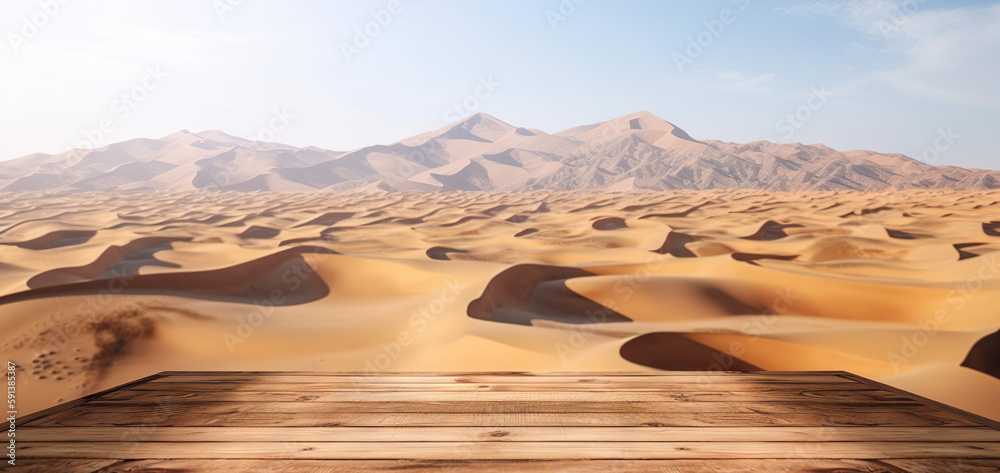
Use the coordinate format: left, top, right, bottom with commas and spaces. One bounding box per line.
1, 189, 999, 422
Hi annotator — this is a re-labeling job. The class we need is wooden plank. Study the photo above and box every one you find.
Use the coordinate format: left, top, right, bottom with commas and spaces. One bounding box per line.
19, 441, 1000, 460
93, 389, 911, 403
76, 399, 928, 415
79, 458, 907, 472
128, 381, 873, 392
4, 459, 121, 473
153, 370, 854, 377
48, 399, 934, 415
842, 372, 1000, 431
14, 370, 998, 470
19, 426, 1000, 443
147, 374, 855, 385
69, 397, 929, 413
29, 407, 977, 428
884, 459, 1000, 473
13, 373, 165, 428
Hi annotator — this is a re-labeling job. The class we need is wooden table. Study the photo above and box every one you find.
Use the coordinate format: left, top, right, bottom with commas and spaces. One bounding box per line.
11, 371, 1000, 472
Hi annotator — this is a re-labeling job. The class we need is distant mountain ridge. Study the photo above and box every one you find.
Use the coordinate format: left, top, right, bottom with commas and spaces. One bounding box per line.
3, 111, 997, 192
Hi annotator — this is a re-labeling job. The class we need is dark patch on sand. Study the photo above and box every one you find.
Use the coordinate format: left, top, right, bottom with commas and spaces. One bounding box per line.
741, 221, 804, 241
591, 217, 627, 231
2, 246, 336, 307
962, 328, 1000, 380
652, 231, 697, 258
620, 332, 762, 371
85, 308, 157, 378
426, 246, 469, 261
468, 264, 631, 326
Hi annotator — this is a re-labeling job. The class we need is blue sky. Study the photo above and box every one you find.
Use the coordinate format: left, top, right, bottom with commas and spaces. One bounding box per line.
1, 0, 998, 169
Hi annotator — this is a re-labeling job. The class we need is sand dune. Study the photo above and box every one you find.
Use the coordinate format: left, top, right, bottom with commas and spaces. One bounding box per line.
3, 245, 335, 306
1, 189, 1000, 424
467, 264, 630, 326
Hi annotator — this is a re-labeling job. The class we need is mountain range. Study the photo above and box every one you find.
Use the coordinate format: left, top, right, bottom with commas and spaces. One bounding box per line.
2, 111, 997, 192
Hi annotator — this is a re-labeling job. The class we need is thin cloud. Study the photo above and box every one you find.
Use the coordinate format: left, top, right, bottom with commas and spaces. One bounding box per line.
712, 71, 777, 93
778, 1, 1000, 107
777, 0, 902, 36
86, 26, 288, 64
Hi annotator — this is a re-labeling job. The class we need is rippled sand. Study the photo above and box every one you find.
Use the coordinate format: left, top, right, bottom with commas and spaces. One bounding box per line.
2, 189, 999, 421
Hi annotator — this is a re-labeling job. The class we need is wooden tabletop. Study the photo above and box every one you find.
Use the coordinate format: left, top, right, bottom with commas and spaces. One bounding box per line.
11, 371, 1000, 472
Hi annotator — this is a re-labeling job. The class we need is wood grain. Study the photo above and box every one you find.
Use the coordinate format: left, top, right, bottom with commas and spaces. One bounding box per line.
147, 374, 855, 384
93, 388, 912, 403
131, 381, 869, 392
5, 459, 121, 473
14, 371, 1000, 471
20, 440, 1000, 460
31, 407, 976, 428
19, 426, 1000, 442
884, 459, 1000, 473
89, 458, 904, 473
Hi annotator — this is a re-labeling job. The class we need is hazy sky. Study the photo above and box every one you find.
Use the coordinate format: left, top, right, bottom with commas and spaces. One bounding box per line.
1, 0, 998, 169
